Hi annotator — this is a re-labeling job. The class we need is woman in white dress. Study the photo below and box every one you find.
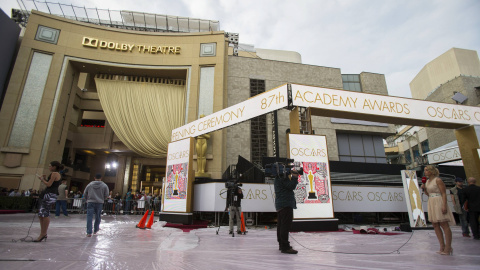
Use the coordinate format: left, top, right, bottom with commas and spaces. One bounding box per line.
421, 165, 455, 255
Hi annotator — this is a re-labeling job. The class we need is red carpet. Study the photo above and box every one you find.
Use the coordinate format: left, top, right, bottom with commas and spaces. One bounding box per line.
292, 229, 346, 233
164, 220, 209, 232
352, 229, 402, 235
0, 210, 26, 214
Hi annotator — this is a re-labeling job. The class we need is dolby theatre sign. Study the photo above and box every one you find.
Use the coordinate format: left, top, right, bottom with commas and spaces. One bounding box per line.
82, 37, 181, 54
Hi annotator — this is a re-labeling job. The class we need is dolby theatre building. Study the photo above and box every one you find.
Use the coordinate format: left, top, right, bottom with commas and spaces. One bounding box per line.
0, 9, 397, 199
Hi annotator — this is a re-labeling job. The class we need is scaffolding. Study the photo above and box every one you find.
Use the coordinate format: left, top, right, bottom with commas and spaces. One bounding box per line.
11, 0, 220, 33
250, 79, 267, 167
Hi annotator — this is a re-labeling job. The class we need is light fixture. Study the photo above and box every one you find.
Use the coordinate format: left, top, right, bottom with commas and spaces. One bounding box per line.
105, 154, 118, 171
452, 92, 468, 104
83, 150, 96, 155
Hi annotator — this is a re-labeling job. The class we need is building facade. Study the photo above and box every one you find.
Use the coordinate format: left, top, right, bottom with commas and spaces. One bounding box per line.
409, 48, 480, 100
226, 56, 395, 168
0, 9, 398, 197
0, 10, 228, 194
387, 48, 480, 176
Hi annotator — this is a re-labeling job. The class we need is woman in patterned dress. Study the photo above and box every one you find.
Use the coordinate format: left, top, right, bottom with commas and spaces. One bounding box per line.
34, 161, 63, 242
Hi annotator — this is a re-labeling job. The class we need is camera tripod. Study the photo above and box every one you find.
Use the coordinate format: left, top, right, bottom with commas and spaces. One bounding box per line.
216, 188, 246, 237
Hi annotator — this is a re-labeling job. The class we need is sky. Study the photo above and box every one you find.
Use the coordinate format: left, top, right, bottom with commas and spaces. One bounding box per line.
1, 0, 479, 98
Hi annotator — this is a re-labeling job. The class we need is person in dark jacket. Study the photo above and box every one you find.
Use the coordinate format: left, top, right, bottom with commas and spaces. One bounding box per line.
464, 177, 480, 240
450, 178, 470, 237
274, 168, 300, 254
84, 173, 109, 237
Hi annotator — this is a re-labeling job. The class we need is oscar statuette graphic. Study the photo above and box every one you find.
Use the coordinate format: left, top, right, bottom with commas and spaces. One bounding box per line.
173, 171, 179, 196
307, 170, 318, 199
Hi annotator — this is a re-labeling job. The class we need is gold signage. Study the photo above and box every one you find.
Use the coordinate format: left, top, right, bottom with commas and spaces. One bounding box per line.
172, 106, 246, 141
171, 85, 289, 142
167, 150, 189, 161
292, 84, 480, 126
82, 37, 181, 55
290, 147, 327, 157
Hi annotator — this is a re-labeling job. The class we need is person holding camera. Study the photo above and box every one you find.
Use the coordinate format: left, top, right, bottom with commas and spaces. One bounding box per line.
225, 186, 244, 235
274, 167, 300, 254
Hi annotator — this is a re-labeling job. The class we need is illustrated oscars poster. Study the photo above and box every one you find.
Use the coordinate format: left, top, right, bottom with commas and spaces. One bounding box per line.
162, 138, 194, 213
288, 134, 334, 219
401, 170, 427, 228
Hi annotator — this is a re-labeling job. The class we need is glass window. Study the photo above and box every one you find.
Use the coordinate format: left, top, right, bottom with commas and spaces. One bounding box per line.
337, 134, 350, 155
341, 74, 362, 92
198, 66, 215, 116
250, 79, 267, 166
412, 145, 420, 160
362, 135, 375, 156
8, 52, 53, 148
349, 134, 364, 156
373, 136, 386, 156
336, 133, 386, 164
421, 140, 430, 153
404, 150, 411, 162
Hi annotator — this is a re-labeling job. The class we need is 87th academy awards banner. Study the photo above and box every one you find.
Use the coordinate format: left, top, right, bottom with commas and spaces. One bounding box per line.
162, 138, 194, 213
171, 84, 289, 142
401, 170, 427, 228
288, 134, 334, 219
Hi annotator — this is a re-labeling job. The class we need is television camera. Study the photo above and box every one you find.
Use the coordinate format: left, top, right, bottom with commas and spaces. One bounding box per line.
225, 179, 243, 190
264, 159, 303, 178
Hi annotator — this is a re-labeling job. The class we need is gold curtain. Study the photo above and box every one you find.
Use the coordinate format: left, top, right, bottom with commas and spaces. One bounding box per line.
95, 76, 186, 158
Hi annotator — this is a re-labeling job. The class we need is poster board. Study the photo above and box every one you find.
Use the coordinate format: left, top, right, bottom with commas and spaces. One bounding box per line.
162, 138, 194, 213
401, 170, 427, 227
288, 134, 334, 219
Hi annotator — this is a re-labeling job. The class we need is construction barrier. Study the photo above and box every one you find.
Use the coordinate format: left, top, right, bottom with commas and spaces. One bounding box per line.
136, 210, 149, 229
39, 198, 162, 216
146, 211, 155, 229
240, 212, 246, 233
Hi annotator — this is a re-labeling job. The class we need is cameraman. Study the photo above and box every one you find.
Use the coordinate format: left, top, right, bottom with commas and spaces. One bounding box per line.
225, 186, 244, 234
274, 167, 300, 254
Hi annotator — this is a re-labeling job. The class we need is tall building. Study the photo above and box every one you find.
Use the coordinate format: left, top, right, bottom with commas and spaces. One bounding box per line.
410, 48, 480, 100
388, 48, 480, 176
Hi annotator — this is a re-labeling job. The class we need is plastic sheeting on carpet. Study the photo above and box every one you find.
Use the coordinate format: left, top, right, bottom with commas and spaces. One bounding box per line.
0, 213, 479, 269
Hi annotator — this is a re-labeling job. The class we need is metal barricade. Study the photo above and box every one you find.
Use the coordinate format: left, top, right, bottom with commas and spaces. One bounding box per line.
70, 198, 86, 214
58, 198, 160, 215
101, 199, 123, 215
